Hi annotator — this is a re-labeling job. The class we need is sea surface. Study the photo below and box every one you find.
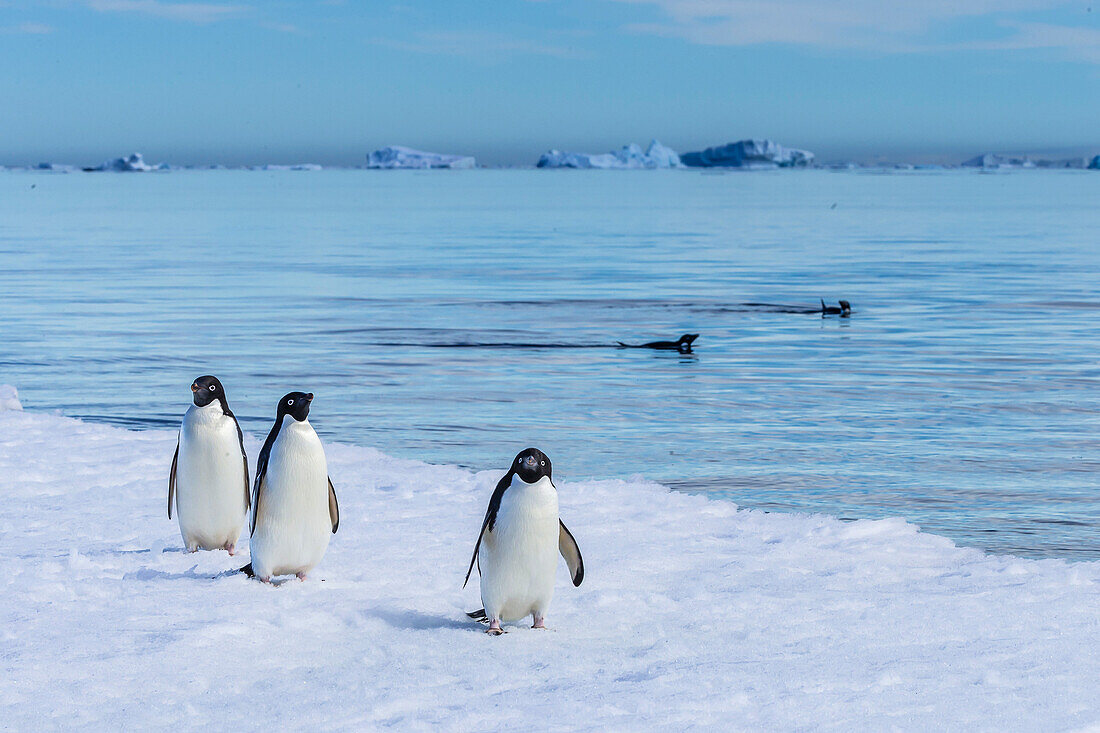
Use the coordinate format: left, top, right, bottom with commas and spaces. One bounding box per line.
2, 168, 1099, 559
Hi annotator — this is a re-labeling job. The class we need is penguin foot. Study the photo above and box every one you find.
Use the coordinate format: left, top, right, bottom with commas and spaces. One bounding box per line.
296, 572, 308, 582
224, 542, 237, 556
487, 620, 504, 635
531, 618, 546, 630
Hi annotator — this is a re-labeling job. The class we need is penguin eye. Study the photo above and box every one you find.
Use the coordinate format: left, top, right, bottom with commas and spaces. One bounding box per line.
287, 399, 294, 405
208, 385, 216, 391
541, 461, 545, 466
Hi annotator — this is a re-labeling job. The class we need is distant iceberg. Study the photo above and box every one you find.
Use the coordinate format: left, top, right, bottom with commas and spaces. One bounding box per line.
253, 163, 323, 171
86, 153, 164, 172
367, 146, 476, 169
681, 139, 814, 169
537, 140, 681, 169
961, 153, 1036, 169
35, 162, 77, 173
1089, 155, 1100, 170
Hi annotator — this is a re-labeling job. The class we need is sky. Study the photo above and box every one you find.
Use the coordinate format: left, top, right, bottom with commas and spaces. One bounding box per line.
1, 0, 1099, 165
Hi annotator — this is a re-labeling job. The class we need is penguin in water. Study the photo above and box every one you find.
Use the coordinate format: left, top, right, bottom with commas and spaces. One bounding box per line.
821, 299, 851, 317
617, 334, 698, 353
168, 375, 250, 554
241, 392, 339, 583
464, 448, 584, 635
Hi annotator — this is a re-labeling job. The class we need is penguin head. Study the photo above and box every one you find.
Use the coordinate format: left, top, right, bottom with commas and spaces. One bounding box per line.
512, 447, 551, 484
678, 334, 699, 352
278, 392, 314, 422
839, 300, 851, 314
191, 375, 225, 407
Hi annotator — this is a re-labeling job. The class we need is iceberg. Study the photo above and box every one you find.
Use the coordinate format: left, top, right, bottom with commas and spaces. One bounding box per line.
367, 146, 476, 169
34, 162, 77, 173
961, 153, 1036, 169
0, 384, 21, 411
681, 139, 815, 169
253, 163, 323, 171
86, 153, 161, 172
536, 140, 682, 169
1089, 155, 1100, 170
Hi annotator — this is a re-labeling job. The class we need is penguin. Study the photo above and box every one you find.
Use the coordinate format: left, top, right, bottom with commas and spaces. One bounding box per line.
168, 375, 250, 554
242, 392, 339, 583
464, 448, 583, 635
617, 334, 698, 353
821, 299, 851, 317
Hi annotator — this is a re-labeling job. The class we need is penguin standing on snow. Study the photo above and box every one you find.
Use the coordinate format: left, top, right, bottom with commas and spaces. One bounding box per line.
465, 448, 584, 635
168, 375, 250, 554
243, 392, 339, 583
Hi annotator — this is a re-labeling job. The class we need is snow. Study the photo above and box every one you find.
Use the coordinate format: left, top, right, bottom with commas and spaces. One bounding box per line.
367, 146, 476, 169
537, 140, 681, 169
0, 384, 20, 411
2, 407, 1099, 730
681, 139, 815, 169
88, 152, 164, 172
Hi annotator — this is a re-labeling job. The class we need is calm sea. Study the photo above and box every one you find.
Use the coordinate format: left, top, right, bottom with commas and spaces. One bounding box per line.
2, 168, 1099, 559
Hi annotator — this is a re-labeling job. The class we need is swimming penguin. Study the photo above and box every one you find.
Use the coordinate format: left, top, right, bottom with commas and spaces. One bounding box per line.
168, 375, 250, 554
464, 448, 583, 635
241, 392, 339, 582
821, 299, 851, 317
617, 334, 699, 353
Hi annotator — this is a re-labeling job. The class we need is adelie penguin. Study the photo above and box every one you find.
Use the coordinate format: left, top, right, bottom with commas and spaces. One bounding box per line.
168, 376, 250, 554
464, 448, 584, 635
617, 334, 699, 353
241, 392, 339, 583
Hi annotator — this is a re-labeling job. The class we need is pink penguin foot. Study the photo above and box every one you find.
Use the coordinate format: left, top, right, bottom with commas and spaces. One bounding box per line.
531, 616, 546, 630
296, 572, 308, 582
486, 620, 505, 635
224, 543, 237, 556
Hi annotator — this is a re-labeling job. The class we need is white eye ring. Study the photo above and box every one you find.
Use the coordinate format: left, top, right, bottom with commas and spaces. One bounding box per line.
209, 385, 216, 391
541, 461, 545, 466
287, 398, 294, 405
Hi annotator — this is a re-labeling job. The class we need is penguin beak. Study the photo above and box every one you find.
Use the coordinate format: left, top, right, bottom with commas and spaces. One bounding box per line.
190, 384, 198, 392
305, 393, 314, 403
523, 455, 538, 469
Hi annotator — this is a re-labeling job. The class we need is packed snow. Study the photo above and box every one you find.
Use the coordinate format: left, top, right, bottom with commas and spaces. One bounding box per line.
367, 146, 476, 170
2, 407, 1099, 729
0, 384, 21, 411
681, 139, 815, 169
537, 140, 681, 169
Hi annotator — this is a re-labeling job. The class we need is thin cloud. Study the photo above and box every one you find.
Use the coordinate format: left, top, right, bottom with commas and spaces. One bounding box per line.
85, 0, 249, 23
614, 0, 1100, 60
0, 22, 54, 34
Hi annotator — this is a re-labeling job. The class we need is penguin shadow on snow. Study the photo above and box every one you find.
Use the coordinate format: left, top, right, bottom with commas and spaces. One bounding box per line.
366, 607, 472, 632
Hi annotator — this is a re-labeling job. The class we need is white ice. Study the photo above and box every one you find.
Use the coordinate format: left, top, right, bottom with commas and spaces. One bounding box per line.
0, 384, 21, 411
537, 140, 682, 169
367, 146, 476, 169
88, 153, 164, 172
2, 408, 1099, 729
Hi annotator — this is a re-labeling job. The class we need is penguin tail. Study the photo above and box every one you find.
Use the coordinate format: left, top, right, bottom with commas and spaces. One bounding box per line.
239, 563, 255, 577
466, 609, 489, 623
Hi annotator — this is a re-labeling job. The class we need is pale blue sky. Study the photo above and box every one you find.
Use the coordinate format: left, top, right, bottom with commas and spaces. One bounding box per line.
1, 0, 1098, 165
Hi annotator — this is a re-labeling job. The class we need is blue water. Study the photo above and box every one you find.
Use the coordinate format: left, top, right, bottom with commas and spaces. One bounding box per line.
3, 168, 1099, 559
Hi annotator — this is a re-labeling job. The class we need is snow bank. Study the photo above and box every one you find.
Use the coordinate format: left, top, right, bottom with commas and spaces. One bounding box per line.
681, 139, 815, 169
1, 409, 1098, 729
0, 384, 21, 411
367, 146, 476, 169
537, 140, 681, 169
87, 153, 165, 172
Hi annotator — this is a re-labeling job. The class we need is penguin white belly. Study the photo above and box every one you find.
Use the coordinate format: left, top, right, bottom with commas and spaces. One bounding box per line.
175, 404, 247, 551
250, 421, 331, 579
480, 477, 560, 622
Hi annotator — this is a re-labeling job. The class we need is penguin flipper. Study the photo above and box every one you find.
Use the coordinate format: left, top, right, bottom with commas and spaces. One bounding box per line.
233, 417, 250, 511
239, 563, 254, 577
328, 477, 340, 534
250, 476, 265, 536
168, 436, 179, 520
558, 519, 584, 587
464, 472, 512, 588
466, 609, 489, 623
